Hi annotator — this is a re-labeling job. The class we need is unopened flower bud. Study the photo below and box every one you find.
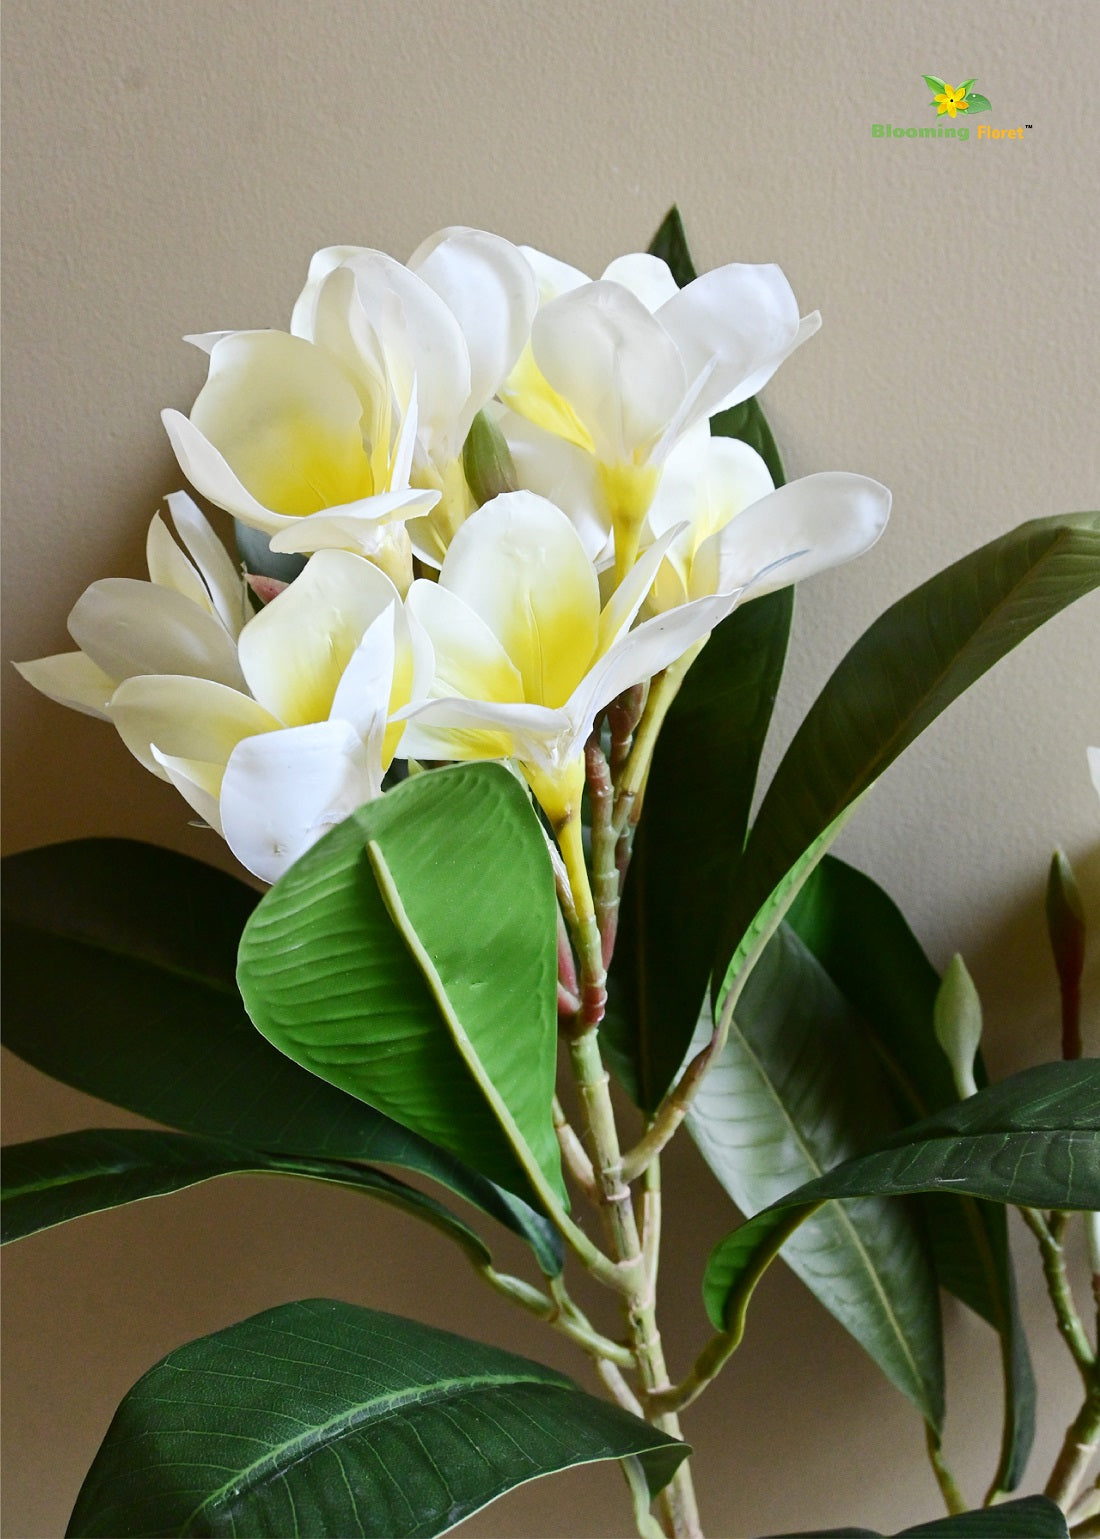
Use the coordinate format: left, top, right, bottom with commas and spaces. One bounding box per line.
1046, 848, 1086, 1059
462, 410, 518, 507
934, 954, 982, 1100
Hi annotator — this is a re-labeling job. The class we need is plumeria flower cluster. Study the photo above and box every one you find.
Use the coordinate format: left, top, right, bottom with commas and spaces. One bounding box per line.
19, 227, 891, 883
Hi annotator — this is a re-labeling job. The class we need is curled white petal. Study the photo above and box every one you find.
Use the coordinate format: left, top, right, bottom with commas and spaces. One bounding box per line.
220, 720, 384, 884
167, 491, 249, 636
68, 578, 245, 691
14, 652, 117, 720
601, 253, 679, 312
110, 674, 280, 778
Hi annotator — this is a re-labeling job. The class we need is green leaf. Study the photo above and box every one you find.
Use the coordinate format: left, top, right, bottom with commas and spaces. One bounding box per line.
788, 857, 1035, 1490
647, 204, 698, 287
713, 513, 1100, 1005
688, 924, 945, 1425
763, 1493, 1068, 1536
923, 75, 948, 94
958, 80, 977, 96
1, 839, 562, 1274
238, 763, 565, 1209
964, 94, 991, 113
1, 1129, 493, 1266
703, 1060, 1100, 1340
68, 1298, 689, 1538
606, 590, 794, 1108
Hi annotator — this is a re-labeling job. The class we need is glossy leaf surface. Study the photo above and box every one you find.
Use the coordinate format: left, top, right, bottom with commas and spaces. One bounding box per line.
714, 513, 1100, 1002
761, 1492, 1069, 1536
688, 924, 944, 1425
1, 1129, 491, 1265
1, 839, 561, 1273
238, 763, 565, 1208
703, 1061, 1100, 1335
68, 1299, 689, 1538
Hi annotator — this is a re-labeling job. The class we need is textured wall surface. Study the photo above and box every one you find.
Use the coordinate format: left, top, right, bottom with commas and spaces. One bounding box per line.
2, 2, 1098, 1535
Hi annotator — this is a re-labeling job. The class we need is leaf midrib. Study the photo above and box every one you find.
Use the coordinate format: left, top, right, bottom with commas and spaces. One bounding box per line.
181, 1371, 568, 1531
719, 1018, 933, 1410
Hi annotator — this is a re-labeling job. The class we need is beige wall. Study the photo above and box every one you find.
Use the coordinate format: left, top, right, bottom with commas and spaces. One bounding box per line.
3, 2, 1098, 1535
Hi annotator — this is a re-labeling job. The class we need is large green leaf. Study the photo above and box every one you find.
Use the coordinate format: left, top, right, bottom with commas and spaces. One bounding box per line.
764, 1493, 1069, 1537
238, 763, 565, 1209
603, 217, 794, 1108
703, 1060, 1100, 1337
68, 1298, 688, 1538
713, 513, 1100, 1004
1, 1129, 493, 1266
688, 924, 944, 1425
1, 839, 562, 1274
788, 858, 1035, 1489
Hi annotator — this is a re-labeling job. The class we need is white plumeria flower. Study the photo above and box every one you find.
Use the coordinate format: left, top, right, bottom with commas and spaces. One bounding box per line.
1088, 746, 1100, 803
642, 436, 892, 613
16, 493, 249, 718
397, 491, 743, 828
290, 227, 539, 565
162, 267, 439, 592
107, 551, 432, 883
499, 246, 820, 581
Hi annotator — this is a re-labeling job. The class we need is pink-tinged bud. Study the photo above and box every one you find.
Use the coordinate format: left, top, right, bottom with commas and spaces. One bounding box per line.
1046, 848, 1086, 1059
246, 574, 289, 606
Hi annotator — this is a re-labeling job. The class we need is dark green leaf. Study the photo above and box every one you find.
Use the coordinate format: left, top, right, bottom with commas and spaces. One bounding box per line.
238, 763, 565, 1209
647, 205, 697, 287
606, 590, 793, 1108
763, 1493, 1067, 1536
703, 1061, 1100, 1338
1, 839, 562, 1274
68, 1298, 689, 1538
714, 513, 1100, 1005
788, 857, 1035, 1489
688, 925, 944, 1424
1, 1129, 492, 1266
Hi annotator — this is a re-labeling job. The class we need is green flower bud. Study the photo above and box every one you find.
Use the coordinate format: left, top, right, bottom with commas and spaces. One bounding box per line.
1046, 848, 1086, 1059
462, 410, 518, 507
934, 954, 982, 1100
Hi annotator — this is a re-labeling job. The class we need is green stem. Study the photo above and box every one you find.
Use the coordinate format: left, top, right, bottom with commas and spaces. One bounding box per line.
1047, 1379, 1100, 1514
1020, 1208, 1096, 1385
925, 1425, 969, 1515
478, 1266, 634, 1368
613, 648, 701, 842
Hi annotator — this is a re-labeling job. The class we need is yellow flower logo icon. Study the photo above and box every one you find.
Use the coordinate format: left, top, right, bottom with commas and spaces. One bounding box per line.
923, 75, 991, 116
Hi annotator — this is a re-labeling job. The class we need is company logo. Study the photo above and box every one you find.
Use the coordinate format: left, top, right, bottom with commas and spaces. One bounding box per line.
871, 75, 1031, 142
923, 75, 991, 118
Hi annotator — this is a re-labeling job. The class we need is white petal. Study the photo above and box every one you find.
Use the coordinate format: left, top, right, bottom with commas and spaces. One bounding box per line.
406, 579, 524, 706
499, 410, 609, 562
725, 309, 822, 411
163, 407, 289, 534
188, 331, 374, 518
329, 604, 396, 766
646, 433, 775, 542
398, 693, 565, 768
145, 513, 213, 614
410, 228, 538, 440
1088, 747, 1100, 803
167, 492, 249, 636
149, 747, 224, 833
439, 492, 600, 709
14, 652, 117, 719
339, 250, 471, 458
266, 489, 438, 554
519, 245, 590, 304
601, 253, 680, 312
220, 720, 383, 883
291, 246, 373, 339
532, 282, 687, 463
657, 263, 802, 424
68, 578, 246, 690
238, 549, 402, 724
704, 472, 892, 599
110, 674, 280, 777
597, 521, 687, 652
183, 330, 235, 354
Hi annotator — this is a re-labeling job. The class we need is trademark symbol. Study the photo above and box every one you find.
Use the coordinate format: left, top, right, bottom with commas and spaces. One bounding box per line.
1026, 124, 1033, 128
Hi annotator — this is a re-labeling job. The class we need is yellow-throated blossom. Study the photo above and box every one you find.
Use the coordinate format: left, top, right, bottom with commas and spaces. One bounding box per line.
290, 227, 538, 566
642, 436, 892, 614
397, 491, 745, 827
498, 247, 821, 581
107, 550, 430, 882
934, 85, 969, 117
162, 266, 439, 592
15, 493, 249, 717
